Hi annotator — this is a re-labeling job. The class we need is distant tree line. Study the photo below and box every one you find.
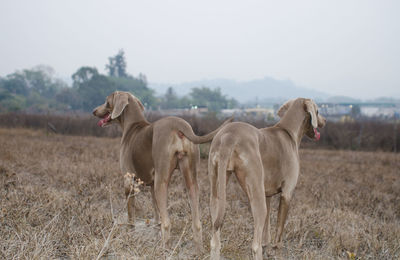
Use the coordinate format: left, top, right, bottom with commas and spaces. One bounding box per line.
0, 49, 238, 113
159, 86, 238, 111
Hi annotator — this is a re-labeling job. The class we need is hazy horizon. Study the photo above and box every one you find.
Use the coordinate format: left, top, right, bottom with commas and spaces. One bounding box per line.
1, 0, 399, 99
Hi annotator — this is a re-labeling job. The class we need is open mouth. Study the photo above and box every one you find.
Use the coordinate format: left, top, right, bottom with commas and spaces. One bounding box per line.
313, 128, 321, 141
97, 113, 111, 127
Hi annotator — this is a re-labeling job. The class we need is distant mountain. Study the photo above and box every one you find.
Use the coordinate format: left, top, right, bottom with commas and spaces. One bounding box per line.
149, 77, 330, 103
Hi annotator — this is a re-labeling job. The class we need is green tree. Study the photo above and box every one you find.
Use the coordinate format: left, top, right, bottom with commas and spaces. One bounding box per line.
55, 87, 82, 110
72, 67, 99, 87
0, 66, 68, 112
0, 93, 25, 112
0, 50, 161, 112
72, 67, 115, 111
23, 66, 62, 99
138, 73, 147, 85
106, 49, 127, 78
190, 87, 236, 112
2, 66, 61, 99
227, 98, 239, 109
71, 50, 158, 111
161, 87, 180, 109
2, 73, 29, 96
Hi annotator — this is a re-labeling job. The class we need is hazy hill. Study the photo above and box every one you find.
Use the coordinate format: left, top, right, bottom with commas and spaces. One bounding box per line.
150, 77, 330, 103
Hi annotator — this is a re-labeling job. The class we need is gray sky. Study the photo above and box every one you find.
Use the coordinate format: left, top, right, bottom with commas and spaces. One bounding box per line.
1, 0, 399, 99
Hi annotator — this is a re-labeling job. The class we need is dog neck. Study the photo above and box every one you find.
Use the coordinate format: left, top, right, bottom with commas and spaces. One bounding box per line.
276, 101, 307, 147
119, 101, 146, 126
118, 101, 150, 140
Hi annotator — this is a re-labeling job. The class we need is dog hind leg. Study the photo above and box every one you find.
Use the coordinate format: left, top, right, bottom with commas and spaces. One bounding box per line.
179, 153, 203, 253
153, 157, 175, 248
150, 185, 160, 224
239, 166, 267, 260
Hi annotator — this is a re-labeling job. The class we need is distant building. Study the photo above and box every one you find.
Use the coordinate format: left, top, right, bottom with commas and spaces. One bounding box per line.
318, 102, 400, 121
155, 102, 400, 121
360, 106, 398, 118
244, 108, 275, 121
157, 106, 209, 117
220, 107, 276, 121
316, 103, 352, 121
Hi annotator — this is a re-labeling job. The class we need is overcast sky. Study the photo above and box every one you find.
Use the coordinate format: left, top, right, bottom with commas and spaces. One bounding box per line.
1, 0, 399, 99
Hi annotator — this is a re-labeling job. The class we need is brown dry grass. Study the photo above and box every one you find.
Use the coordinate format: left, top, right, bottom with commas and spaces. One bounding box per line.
0, 128, 399, 259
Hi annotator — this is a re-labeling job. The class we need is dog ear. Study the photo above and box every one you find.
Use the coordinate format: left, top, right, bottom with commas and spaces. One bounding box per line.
111, 92, 129, 119
304, 99, 318, 128
125, 92, 145, 112
277, 99, 294, 118
136, 99, 145, 112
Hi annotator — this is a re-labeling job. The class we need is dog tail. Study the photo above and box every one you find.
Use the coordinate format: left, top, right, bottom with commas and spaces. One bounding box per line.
179, 117, 233, 144
213, 138, 235, 230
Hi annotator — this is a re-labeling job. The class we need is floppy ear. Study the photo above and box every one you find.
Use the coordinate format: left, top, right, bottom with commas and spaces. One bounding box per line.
126, 92, 145, 112
277, 99, 294, 118
111, 92, 129, 119
304, 99, 318, 128
136, 99, 145, 112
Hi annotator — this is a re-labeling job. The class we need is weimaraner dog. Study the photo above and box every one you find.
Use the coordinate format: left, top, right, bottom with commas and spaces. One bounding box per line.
208, 98, 326, 259
93, 91, 231, 252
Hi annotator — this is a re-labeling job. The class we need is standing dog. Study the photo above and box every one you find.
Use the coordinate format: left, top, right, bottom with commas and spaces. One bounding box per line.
208, 98, 326, 259
93, 91, 232, 252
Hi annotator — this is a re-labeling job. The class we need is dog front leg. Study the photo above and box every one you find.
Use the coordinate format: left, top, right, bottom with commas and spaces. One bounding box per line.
126, 195, 135, 224
124, 173, 136, 224
262, 196, 271, 246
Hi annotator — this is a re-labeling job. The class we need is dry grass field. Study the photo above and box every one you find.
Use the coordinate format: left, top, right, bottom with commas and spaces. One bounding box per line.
1, 128, 399, 259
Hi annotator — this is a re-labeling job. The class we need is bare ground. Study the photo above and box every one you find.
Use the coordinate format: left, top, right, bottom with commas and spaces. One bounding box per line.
0, 128, 399, 259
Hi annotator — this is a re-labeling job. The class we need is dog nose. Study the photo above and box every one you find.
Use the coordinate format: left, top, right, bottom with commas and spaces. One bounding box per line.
92, 109, 97, 116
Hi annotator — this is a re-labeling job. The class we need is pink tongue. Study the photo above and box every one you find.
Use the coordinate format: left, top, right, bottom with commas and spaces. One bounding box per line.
97, 114, 111, 127
314, 128, 320, 141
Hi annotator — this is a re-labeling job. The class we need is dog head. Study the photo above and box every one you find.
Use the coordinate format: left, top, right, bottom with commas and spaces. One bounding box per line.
92, 91, 144, 127
303, 99, 326, 140
278, 98, 326, 141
